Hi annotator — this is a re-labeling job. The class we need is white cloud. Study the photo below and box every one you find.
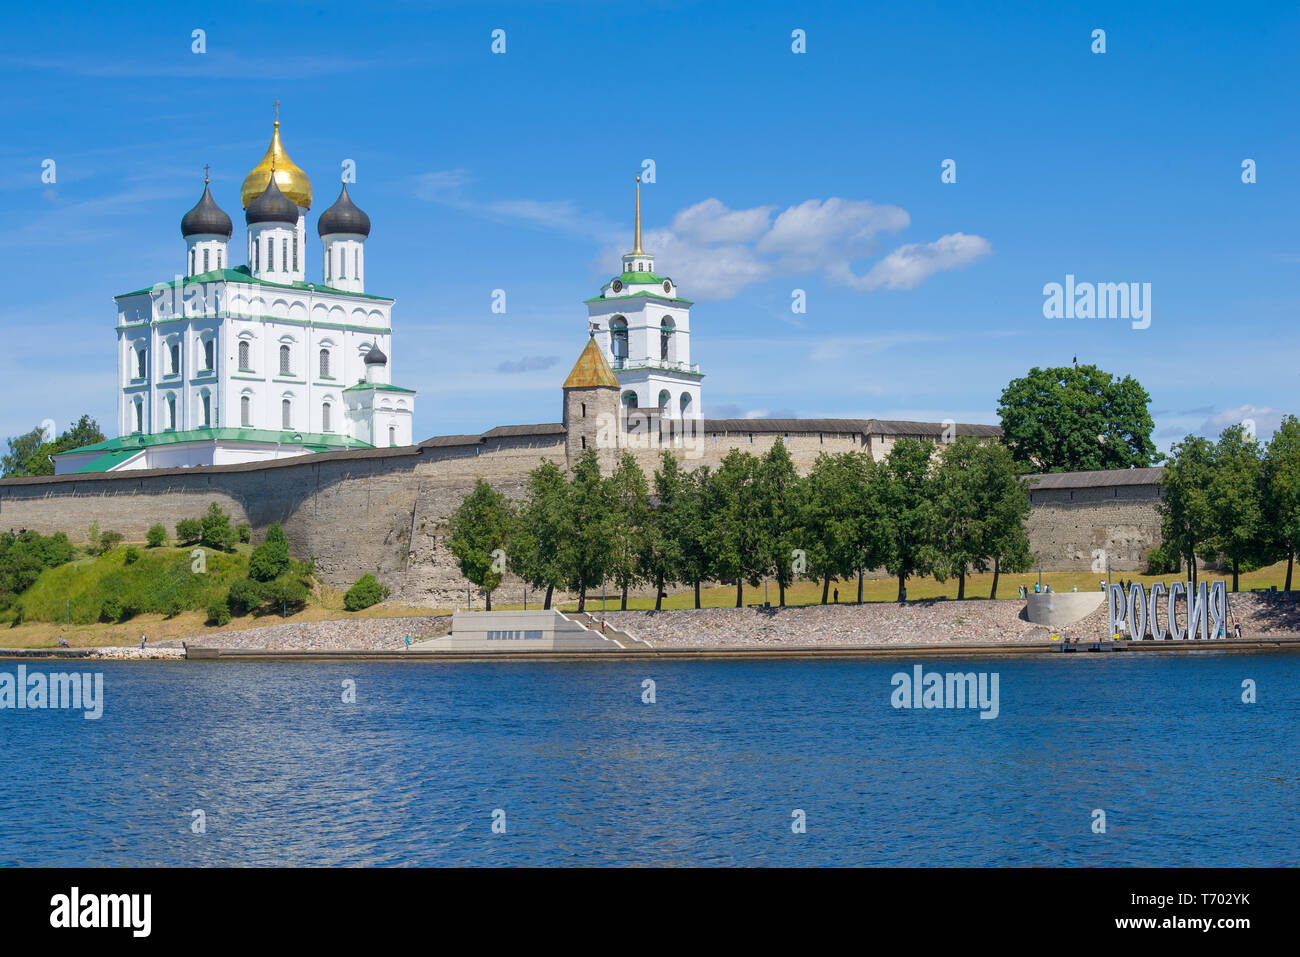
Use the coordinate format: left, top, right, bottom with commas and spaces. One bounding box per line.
832, 233, 994, 291
1198, 404, 1283, 441
670, 198, 775, 244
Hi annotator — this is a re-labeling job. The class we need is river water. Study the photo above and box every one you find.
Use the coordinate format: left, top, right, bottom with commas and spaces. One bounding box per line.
1, 654, 1296, 866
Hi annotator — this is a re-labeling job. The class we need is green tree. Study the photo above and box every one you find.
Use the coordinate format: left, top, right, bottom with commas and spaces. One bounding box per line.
1207, 425, 1266, 592
506, 460, 568, 609
1, 415, 106, 477
1158, 435, 1216, 590
344, 573, 389, 611
754, 440, 802, 606
1263, 415, 1300, 591
975, 441, 1034, 598
706, 449, 760, 607
248, 522, 290, 581
561, 448, 615, 612
606, 452, 650, 610
200, 502, 237, 551
929, 438, 987, 600
146, 524, 168, 548
447, 478, 513, 610
873, 438, 937, 602
176, 518, 202, 545
997, 364, 1157, 473
801, 453, 867, 603
650, 454, 712, 609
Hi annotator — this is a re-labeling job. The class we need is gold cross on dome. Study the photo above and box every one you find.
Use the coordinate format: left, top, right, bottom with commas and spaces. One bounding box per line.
273, 100, 280, 124
203, 163, 210, 184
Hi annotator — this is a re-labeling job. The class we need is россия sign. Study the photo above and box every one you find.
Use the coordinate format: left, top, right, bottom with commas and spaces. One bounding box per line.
1107, 580, 1229, 640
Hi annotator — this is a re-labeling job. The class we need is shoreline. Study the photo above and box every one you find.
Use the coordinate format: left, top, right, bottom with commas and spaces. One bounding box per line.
3, 635, 1299, 662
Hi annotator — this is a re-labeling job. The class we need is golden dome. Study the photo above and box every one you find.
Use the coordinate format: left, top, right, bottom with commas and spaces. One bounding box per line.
240, 120, 312, 209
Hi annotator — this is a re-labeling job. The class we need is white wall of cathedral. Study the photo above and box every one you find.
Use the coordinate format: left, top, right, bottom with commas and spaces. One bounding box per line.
587, 298, 693, 372
115, 283, 397, 442
321, 233, 365, 293
186, 237, 228, 277
344, 393, 414, 446
247, 222, 302, 284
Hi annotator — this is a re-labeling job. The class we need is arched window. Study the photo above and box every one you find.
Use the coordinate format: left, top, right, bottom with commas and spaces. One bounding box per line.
203, 248, 209, 273
319, 348, 330, 378
609, 317, 628, 367
238, 340, 250, 370
133, 398, 142, 434
660, 317, 675, 361
292, 235, 298, 272
267, 238, 274, 271
282, 238, 288, 273
136, 347, 147, 379
240, 395, 251, 427
201, 393, 211, 427
580, 402, 586, 418
204, 339, 214, 371
338, 247, 346, 280
189, 249, 195, 275
253, 236, 259, 271
281, 398, 291, 429
167, 395, 177, 430
679, 392, 692, 416
354, 248, 359, 278
324, 248, 331, 280
621, 390, 638, 408
279, 344, 290, 375
388, 426, 396, 446
658, 389, 670, 411
321, 402, 331, 432
169, 342, 180, 375
217, 249, 223, 269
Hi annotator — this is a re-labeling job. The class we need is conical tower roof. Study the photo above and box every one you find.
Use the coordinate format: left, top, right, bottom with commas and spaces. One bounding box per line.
562, 336, 619, 389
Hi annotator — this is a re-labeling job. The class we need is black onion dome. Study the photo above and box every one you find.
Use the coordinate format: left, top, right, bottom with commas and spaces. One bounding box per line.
245, 175, 299, 226
364, 342, 388, 365
317, 183, 371, 237
180, 183, 233, 238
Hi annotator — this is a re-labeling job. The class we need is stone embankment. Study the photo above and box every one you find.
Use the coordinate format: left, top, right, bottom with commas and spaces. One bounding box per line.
164, 615, 451, 652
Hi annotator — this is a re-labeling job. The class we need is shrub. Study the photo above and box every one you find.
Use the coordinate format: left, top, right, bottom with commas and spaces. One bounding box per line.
237, 523, 251, 544
200, 502, 237, 552
344, 574, 388, 611
1144, 543, 1181, 575
227, 577, 266, 616
124, 546, 140, 565
97, 531, 124, 555
206, 595, 231, 626
265, 576, 309, 613
99, 595, 123, 622
248, 522, 290, 582
146, 524, 167, 548
176, 518, 202, 544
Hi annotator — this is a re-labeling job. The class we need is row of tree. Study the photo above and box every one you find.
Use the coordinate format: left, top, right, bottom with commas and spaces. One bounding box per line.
1159, 415, 1300, 591
447, 437, 1033, 611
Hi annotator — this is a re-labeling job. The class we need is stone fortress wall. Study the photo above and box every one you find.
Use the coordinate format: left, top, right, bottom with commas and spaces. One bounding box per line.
0, 414, 1165, 608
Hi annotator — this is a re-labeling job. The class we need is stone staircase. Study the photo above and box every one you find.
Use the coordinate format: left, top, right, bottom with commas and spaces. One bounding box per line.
568, 612, 652, 649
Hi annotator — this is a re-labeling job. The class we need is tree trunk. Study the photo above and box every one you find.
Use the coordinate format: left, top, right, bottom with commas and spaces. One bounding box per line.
897, 573, 906, 603
857, 569, 864, 604
654, 571, 664, 612
958, 570, 966, 601
990, 557, 1000, 600
778, 579, 786, 607
578, 586, 586, 613
694, 580, 701, 609
485, 589, 492, 611
736, 580, 743, 608
1287, 552, 1294, 592
544, 584, 553, 610
1232, 556, 1239, 593
621, 584, 628, 611
821, 574, 830, 604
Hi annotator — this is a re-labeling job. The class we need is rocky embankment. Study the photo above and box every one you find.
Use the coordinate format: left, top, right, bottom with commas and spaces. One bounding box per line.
162, 615, 451, 652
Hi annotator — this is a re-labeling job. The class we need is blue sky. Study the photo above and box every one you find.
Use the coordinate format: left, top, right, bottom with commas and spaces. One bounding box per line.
2, 0, 1296, 452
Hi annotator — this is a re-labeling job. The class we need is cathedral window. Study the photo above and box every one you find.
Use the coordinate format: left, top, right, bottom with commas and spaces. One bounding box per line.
133, 399, 142, 434
354, 248, 359, 277
293, 236, 299, 272
389, 426, 396, 446
189, 249, 195, 275
201, 394, 211, 427
267, 239, 274, 272
254, 239, 260, 271
282, 238, 289, 273
279, 345, 291, 375
169, 342, 180, 376
610, 318, 628, 367
136, 348, 147, 379
167, 396, 177, 430
338, 247, 346, 280
660, 317, 675, 361
321, 402, 331, 431
218, 249, 223, 269
282, 398, 291, 429
204, 339, 214, 371
203, 249, 209, 273
238, 340, 250, 371
319, 348, 330, 378
240, 395, 251, 427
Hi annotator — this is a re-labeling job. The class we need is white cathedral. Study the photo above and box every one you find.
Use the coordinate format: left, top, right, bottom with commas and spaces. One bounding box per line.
54, 116, 417, 474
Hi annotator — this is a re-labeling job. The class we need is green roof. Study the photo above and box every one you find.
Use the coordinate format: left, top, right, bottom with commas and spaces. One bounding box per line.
55, 427, 374, 471
115, 266, 394, 302
615, 271, 664, 284
342, 382, 417, 394
585, 290, 694, 305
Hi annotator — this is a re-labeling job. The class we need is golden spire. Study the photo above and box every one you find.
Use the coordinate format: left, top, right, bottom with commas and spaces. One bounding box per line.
632, 175, 643, 254
240, 107, 313, 209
